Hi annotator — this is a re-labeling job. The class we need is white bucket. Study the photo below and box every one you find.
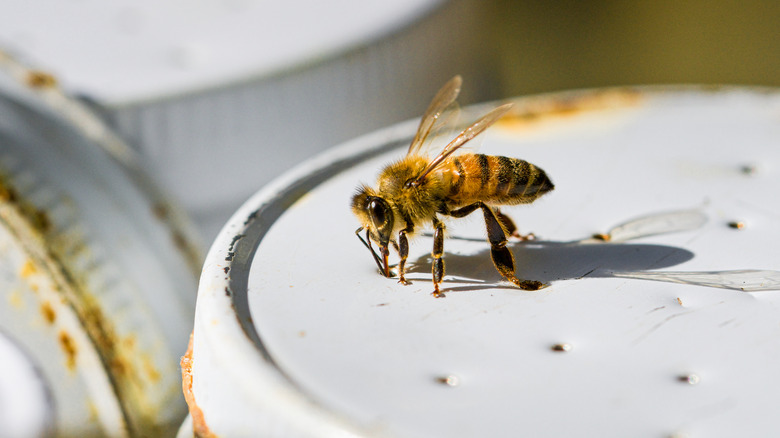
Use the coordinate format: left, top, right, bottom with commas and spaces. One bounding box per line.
186, 85, 780, 437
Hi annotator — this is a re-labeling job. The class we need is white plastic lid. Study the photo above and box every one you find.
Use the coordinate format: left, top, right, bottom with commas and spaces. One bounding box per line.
0, 332, 52, 438
191, 86, 780, 437
0, 0, 441, 103
0, 52, 200, 436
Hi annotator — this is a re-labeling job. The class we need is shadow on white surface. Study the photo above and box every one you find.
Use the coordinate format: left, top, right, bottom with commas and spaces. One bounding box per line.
403, 208, 780, 294
407, 239, 695, 293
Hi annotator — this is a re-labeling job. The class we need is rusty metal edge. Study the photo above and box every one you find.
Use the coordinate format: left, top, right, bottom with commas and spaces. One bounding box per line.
0, 49, 204, 277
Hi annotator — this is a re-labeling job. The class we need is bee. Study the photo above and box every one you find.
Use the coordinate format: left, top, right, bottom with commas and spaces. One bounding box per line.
352, 76, 554, 297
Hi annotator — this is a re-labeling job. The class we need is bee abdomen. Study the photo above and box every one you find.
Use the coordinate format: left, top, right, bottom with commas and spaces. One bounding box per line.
449, 154, 553, 205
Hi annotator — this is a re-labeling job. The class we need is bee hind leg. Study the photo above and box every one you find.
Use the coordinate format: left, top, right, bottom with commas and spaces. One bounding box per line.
495, 209, 535, 241
480, 204, 545, 291
447, 203, 545, 290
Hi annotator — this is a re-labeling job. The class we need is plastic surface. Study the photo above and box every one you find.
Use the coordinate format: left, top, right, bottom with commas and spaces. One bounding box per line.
191, 87, 780, 437
0, 331, 53, 438
0, 1, 498, 242
0, 0, 441, 103
0, 54, 200, 436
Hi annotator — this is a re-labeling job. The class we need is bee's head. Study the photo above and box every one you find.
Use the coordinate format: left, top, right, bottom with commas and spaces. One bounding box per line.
352, 186, 395, 277
352, 186, 395, 246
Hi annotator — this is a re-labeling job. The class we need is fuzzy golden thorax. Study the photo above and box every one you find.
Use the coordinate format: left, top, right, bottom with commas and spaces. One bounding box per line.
376, 156, 450, 228
351, 155, 450, 240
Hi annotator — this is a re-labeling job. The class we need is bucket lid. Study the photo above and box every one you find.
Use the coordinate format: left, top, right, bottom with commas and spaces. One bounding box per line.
0, 1, 442, 104
0, 52, 201, 436
191, 86, 780, 437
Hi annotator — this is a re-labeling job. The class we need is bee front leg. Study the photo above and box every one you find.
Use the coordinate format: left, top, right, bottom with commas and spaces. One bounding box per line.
479, 203, 546, 291
430, 217, 446, 298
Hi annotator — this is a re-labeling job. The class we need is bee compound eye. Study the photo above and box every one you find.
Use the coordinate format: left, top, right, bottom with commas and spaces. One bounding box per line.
368, 198, 387, 225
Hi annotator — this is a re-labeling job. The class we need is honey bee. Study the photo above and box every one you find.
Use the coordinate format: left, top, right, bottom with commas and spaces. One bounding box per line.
352, 76, 554, 297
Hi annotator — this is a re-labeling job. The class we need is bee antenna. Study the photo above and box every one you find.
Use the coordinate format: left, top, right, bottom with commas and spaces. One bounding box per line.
355, 227, 387, 276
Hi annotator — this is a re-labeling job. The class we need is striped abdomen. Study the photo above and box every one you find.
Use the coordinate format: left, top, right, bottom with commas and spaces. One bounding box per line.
445, 154, 553, 206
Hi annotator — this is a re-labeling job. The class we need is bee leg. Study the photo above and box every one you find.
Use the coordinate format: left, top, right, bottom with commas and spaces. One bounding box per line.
447, 203, 545, 290
495, 209, 518, 237
431, 217, 446, 298
479, 203, 545, 291
495, 209, 535, 241
397, 228, 412, 285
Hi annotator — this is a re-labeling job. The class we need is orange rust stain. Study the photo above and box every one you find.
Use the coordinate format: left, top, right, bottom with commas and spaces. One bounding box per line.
496, 88, 643, 131
110, 357, 128, 377
30, 209, 51, 233
143, 355, 161, 383
152, 203, 169, 220
181, 333, 218, 438
40, 302, 56, 324
0, 178, 51, 234
0, 182, 13, 202
141, 354, 162, 383
122, 335, 137, 350
77, 294, 158, 423
58, 331, 77, 370
20, 259, 37, 278
87, 402, 99, 423
26, 70, 58, 88
79, 295, 125, 378
8, 289, 23, 308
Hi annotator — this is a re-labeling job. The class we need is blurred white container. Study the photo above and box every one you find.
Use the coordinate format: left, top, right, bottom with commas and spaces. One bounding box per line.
0, 331, 53, 438
0, 0, 499, 240
0, 53, 201, 436
185, 85, 780, 437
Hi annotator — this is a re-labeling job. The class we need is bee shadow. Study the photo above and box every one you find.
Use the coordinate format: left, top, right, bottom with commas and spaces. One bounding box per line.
405, 238, 694, 293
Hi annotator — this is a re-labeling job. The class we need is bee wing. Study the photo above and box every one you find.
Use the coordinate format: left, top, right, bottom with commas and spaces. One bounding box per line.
407, 75, 462, 156
412, 103, 514, 185
412, 103, 462, 158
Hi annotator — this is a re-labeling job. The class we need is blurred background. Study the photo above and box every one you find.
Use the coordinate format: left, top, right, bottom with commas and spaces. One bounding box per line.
0, 0, 777, 436
1, 0, 777, 241
492, 0, 780, 95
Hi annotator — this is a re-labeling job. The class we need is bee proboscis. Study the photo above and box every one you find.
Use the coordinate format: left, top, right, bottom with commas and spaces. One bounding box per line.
351, 76, 554, 297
